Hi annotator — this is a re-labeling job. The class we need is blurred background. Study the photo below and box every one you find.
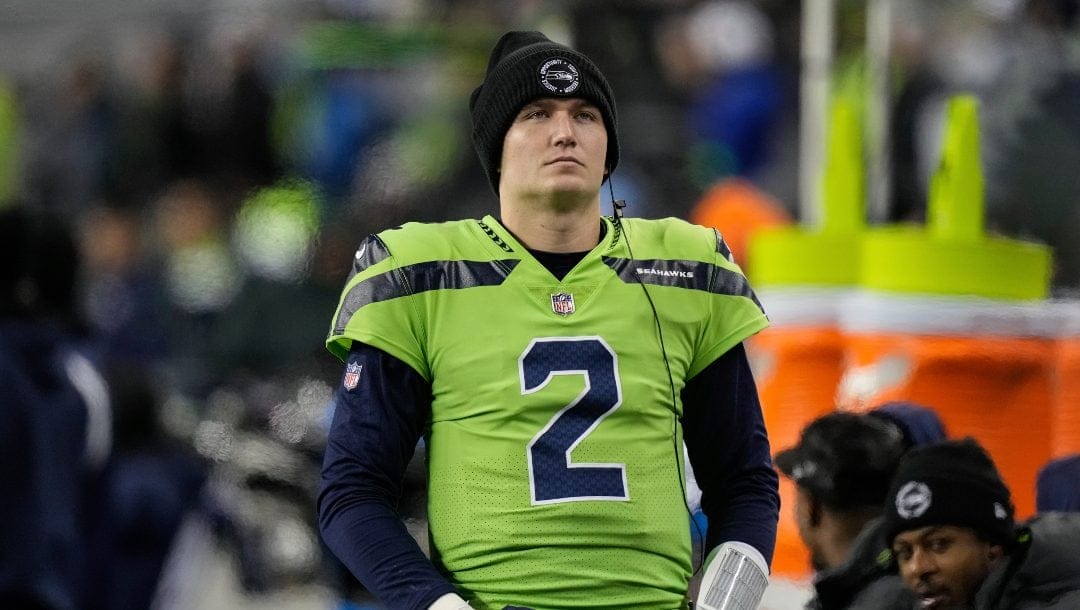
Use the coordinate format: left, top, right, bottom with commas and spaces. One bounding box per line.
1, 0, 1077, 609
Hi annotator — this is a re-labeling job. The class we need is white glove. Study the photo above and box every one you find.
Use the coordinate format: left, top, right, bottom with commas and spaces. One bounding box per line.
428, 592, 471, 610
695, 541, 769, 610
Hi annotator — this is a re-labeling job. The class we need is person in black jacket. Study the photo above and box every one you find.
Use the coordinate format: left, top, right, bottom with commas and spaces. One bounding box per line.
885, 438, 1080, 609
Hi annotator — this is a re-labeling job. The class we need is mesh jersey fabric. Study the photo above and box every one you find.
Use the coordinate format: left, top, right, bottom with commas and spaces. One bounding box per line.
326, 214, 768, 609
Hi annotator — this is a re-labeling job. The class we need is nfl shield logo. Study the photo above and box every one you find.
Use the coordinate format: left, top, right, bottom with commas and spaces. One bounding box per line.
343, 362, 362, 390
550, 292, 575, 316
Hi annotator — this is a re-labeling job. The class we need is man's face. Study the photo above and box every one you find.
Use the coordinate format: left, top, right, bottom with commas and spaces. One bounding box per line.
498, 98, 608, 203
891, 525, 1003, 609
792, 486, 828, 571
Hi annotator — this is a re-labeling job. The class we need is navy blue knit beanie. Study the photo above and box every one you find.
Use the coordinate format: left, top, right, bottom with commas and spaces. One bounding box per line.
868, 401, 948, 450
469, 31, 619, 195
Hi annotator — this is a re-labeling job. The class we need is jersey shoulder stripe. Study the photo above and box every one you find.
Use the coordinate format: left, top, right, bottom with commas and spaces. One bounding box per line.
711, 227, 735, 261
332, 258, 518, 334
349, 234, 392, 280
602, 256, 762, 311
611, 217, 765, 312
329, 219, 519, 350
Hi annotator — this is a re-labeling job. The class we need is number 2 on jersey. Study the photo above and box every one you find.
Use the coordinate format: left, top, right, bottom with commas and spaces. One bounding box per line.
519, 337, 629, 504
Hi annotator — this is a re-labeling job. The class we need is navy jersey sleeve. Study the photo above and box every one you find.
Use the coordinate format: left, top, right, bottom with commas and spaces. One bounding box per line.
317, 343, 457, 610
681, 342, 780, 565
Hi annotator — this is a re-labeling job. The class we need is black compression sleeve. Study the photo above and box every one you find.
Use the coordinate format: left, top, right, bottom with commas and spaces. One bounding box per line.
317, 343, 456, 609
681, 342, 780, 565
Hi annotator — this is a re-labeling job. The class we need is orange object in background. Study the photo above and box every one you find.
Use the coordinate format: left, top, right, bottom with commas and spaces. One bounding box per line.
1052, 301, 1080, 457
838, 297, 1057, 520
689, 177, 791, 268
747, 295, 849, 580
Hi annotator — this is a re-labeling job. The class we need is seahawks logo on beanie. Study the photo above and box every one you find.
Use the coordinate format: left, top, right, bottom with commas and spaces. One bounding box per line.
895, 481, 932, 519
539, 59, 580, 94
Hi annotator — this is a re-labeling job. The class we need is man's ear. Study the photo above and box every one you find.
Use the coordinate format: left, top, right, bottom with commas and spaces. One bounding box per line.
794, 486, 823, 529
806, 494, 823, 528
987, 543, 1004, 564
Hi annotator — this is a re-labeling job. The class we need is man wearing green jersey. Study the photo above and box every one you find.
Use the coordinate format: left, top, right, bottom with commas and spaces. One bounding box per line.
318, 30, 779, 610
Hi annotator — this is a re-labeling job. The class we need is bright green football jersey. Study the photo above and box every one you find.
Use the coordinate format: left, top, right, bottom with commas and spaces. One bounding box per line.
327, 214, 768, 610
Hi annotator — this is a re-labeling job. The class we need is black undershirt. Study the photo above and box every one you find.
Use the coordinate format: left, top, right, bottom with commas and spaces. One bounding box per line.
529, 249, 589, 281
519, 221, 606, 282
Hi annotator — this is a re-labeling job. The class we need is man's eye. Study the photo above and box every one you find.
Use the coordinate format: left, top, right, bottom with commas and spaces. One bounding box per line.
577, 112, 597, 121
928, 537, 952, 553
892, 546, 912, 562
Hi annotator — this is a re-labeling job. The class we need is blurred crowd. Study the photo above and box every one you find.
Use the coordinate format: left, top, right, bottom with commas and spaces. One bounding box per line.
1, 0, 1079, 609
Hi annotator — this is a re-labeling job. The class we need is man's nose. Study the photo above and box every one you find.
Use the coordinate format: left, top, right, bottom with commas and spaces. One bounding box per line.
908, 547, 937, 578
551, 112, 576, 146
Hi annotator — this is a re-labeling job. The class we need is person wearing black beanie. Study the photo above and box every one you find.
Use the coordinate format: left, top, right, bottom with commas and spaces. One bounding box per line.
469, 30, 619, 196
884, 438, 1080, 609
319, 30, 777, 610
